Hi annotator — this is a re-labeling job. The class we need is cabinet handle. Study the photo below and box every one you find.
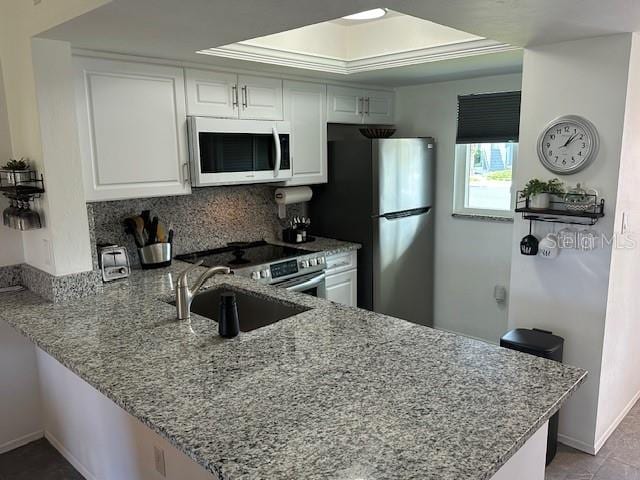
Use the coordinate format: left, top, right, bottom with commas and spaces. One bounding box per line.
232, 85, 238, 108
241, 85, 248, 108
328, 261, 351, 270
272, 125, 281, 177
365, 97, 370, 115
182, 162, 190, 184
358, 97, 363, 115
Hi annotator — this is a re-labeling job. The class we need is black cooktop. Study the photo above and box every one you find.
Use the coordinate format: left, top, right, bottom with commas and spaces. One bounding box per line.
175, 241, 308, 269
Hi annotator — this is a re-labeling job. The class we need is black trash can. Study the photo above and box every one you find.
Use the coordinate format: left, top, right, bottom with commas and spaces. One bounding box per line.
500, 328, 564, 466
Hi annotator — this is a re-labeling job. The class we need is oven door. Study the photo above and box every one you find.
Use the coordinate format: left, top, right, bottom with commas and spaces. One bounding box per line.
274, 271, 326, 298
188, 117, 291, 186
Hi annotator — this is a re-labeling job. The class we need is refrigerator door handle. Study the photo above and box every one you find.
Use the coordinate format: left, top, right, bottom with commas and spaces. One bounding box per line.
380, 207, 431, 220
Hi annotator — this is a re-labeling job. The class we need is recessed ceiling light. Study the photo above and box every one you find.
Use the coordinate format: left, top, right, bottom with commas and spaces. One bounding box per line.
341, 8, 387, 21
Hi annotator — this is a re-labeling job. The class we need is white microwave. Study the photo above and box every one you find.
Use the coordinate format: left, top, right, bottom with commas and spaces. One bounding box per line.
187, 117, 292, 187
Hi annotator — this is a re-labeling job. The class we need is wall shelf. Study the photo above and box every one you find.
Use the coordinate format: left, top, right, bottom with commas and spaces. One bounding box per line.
0, 170, 45, 201
515, 191, 605, 226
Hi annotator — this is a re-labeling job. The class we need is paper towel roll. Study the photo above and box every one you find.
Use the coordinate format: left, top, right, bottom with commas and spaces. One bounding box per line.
274, 186, 313, 205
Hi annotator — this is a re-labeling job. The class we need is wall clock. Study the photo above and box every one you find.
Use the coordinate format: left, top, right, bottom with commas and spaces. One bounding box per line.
537, 115, 599, 174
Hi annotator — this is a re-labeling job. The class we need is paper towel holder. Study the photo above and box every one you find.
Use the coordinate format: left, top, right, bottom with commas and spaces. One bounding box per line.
274, 186, 313, 219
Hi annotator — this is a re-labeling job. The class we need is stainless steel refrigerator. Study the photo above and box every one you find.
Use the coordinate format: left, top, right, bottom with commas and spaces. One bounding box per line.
310, 137, 435, 327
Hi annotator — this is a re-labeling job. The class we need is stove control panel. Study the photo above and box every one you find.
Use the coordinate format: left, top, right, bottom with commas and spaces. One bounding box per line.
247, 254, 326, 284
270, 259, 299, 279
299, 255, 325, 270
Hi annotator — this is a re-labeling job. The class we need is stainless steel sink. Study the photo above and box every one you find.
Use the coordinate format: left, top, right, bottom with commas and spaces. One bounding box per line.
170, 286, 309, 332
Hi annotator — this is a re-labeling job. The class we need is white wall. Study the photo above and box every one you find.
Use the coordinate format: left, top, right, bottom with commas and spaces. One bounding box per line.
37, 349, 215, 480
31, 39, 93, 275
508, 34, 632, 453
0, 0, 104, 274
595, 32, 640, 449
0, 321, 42, 453
0, 60, 25, 267
395, 73, 521, 343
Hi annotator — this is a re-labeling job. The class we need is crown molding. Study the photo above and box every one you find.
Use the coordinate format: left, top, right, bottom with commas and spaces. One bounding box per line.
197, 39, 520, 75
198, 44, 348, 74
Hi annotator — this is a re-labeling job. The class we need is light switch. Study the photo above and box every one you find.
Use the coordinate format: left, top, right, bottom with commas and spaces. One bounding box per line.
621, 211, 629, 234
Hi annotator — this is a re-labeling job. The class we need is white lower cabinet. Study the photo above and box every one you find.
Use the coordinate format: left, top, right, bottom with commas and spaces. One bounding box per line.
74, 57, 191, 201
325, 251, 358, 307
325, 269, 357, 307
283, 80, 327, 185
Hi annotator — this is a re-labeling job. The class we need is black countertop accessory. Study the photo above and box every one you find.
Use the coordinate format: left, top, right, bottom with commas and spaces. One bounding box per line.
219, 292, 240, 338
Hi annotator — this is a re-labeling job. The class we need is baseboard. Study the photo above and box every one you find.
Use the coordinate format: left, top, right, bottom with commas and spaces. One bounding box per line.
558, 433, 596, 455
0, 430, 44, 454
594, 389, 640, 453
45, 431, 97, 480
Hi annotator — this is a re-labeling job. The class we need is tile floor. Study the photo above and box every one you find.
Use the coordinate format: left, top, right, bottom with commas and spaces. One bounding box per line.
546, 400, 640, 480
0, 403, 637, 480
0, 439, 83, 480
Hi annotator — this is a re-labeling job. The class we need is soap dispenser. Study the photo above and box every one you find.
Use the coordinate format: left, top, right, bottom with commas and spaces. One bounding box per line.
219, 292, 240, 338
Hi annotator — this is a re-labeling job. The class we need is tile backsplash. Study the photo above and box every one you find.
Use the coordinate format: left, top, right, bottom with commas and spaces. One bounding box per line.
89, 185, 304, 267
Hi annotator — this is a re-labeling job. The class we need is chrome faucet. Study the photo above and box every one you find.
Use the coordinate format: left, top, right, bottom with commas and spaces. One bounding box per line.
176, 261, 231, 320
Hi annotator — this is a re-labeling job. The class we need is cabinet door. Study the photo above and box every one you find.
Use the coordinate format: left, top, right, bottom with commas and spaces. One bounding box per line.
326, 85, 364, 124
185, 68, 238, 118
74, 57, 190, 201
238, 75, 283, 120
283, 81, 327, 186
325, 269, 358, 307
363, 90, 395, 124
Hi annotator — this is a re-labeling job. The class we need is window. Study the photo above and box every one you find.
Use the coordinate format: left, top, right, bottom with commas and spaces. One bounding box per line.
454, 91, 521, 218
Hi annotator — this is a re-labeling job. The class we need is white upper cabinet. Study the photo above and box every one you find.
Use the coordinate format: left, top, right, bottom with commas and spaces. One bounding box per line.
327, 85, 395, 124
283, 80, 327, 186
363, 89, 395, 124
326, 85, 363, 124
185, 69, 283, 120
238, 75, 283, 120
185, 69, 238, 118
74, 57, 190, 201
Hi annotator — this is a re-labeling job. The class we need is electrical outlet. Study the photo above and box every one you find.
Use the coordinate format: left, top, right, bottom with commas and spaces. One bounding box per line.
153, 446, 166, 477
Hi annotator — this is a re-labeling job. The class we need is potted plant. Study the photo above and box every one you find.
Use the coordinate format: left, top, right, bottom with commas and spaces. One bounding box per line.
521, 178, 564, 209
0, 158, 32, 187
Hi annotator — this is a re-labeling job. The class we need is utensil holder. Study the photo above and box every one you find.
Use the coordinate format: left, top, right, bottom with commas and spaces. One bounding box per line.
138, 242, 172, 269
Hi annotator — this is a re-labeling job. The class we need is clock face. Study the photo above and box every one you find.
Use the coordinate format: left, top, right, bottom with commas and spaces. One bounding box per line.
537, 115, 599, 174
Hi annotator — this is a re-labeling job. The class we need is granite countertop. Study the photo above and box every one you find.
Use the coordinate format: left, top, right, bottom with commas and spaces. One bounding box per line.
1, 259, 586, 480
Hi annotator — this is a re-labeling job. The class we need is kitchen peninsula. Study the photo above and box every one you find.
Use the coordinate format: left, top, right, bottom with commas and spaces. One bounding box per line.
1, 254, 586, 480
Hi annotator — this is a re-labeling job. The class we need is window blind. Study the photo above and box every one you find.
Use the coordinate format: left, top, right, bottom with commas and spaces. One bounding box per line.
456, 91, 521, 144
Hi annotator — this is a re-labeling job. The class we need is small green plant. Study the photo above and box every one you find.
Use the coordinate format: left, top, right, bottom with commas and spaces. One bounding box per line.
520, 178, 565, 198
3, 158, 29, 170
